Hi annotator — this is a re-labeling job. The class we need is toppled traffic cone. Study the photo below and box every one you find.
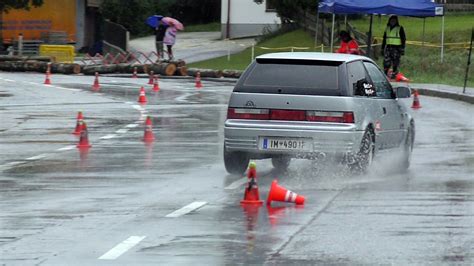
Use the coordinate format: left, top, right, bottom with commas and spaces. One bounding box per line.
92, 72, 100, 90
152, 75, 160, 92
395, 72, 410, 82
267, 180, 305, 205
72, 111, 84, 135
138, 86, 147, 103
195, 71, 203, 89
132, 67, 138, 78
142, 116, 155, 142
241, 162, 263, 205
77, 121, 92, 148
411, 89, 422, 109
148, 71, 155, 85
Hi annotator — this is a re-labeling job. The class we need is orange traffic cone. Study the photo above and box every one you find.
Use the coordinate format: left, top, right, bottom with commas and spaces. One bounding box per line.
132, 67, 138, 78
241, 162, 263, 205
92, 72, 100, 90
152, 75, 160, 92
76, 121, 92, 148
138, 86, 147, 103
72, 111, 84, 135
266, 180, 305, 205
148, 71, 154, 85
411, 89, 422, 109
395, 72, 410, 82
44, 70, 51, 85
195, 71, 203, 89
142, 116, 155, 142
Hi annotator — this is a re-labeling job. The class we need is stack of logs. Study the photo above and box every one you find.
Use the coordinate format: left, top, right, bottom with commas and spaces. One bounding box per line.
0, 55, 243, 78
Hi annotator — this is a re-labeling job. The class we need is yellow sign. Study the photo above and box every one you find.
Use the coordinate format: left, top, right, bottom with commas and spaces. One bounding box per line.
39, 45, 75, 63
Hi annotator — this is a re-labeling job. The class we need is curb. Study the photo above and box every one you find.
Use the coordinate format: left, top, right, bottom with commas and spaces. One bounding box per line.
414, 88, 474, 105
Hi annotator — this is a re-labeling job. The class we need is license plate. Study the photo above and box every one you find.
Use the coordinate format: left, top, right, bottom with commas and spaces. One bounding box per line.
260, 137, 312, 151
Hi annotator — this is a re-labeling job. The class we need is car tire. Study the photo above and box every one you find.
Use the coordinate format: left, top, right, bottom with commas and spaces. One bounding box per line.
272, 156, 291, 172
400, 124, 415, 170
224, 149, 249, 175
349, 129, 375, 174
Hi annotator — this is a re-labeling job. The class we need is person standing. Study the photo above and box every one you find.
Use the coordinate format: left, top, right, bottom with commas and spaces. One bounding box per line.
336, 30, 361, 55
155, 20, 167, 61
381, 15, 406, 79
163, 22, 177, 61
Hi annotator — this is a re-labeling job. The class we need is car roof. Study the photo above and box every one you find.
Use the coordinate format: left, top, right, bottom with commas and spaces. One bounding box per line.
256, 52, 373, 64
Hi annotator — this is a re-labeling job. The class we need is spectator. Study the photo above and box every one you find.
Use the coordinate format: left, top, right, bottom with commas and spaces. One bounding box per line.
336, 30, 360, 55
163, 22, 177, 61
381, 15, 406, 79
155, 20, 168, 61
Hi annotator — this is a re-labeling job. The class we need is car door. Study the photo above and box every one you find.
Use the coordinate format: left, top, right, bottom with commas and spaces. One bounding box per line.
363, 62, 404, 150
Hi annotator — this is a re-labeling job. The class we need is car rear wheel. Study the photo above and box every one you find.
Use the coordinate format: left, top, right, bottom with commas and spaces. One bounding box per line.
224, 149, 249, 175
271, 156, 291, 172
349, 129, 374, 174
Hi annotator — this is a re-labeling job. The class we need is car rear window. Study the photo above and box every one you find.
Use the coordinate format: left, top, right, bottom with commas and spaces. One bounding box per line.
236, 59, 342, 96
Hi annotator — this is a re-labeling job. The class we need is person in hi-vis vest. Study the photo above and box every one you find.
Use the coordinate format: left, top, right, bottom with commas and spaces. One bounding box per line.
381, 15, 406, 79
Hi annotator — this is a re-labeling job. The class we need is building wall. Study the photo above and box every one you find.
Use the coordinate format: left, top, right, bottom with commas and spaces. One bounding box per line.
221, 0, 281, 39
1, 0, 77, 43
76, 0, 86, 49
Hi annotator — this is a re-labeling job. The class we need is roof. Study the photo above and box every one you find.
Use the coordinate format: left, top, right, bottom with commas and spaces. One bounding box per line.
318, 0, 444, 17
256, 52, 373, 63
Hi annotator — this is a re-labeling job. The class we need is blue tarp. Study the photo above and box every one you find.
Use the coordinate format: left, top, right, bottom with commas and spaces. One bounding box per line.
319, 0, 444, 17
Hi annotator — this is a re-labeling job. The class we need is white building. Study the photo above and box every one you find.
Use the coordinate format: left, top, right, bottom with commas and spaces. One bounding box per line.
221, 0, 281, 39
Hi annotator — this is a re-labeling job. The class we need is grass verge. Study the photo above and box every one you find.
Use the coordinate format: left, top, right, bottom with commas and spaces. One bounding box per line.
189, 14, 474, 87
182, 22, 220, 32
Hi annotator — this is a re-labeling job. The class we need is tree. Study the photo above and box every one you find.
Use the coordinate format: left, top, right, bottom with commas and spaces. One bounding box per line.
0, 0, 44, 50
270, 0, 318, 24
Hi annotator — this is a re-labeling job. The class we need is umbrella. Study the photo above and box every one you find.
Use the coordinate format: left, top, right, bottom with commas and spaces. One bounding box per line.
162, 17, 184, 31
146, 15, 164, 28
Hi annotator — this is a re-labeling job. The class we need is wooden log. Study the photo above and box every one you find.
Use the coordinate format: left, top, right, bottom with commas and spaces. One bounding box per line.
0, 61, 81, 74
222, 69, 243, 79
174, 66, 188, 76
82, 64, 117, 75
0, 55, 53, 62
169, 59, 186, 67
50, 63, 82, 74
148, 63, 177, 76
187, 68, 223, 78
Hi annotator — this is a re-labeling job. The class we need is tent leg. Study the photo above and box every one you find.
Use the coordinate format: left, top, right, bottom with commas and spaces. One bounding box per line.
314, 10, 320, 48
367, 14, 373, 57
441, 15, 445, 63
330, 13, 335, 52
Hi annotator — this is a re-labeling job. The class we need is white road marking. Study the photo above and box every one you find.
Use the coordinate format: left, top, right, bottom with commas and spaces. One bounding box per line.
224, 177, 248, 190
25, 154, 47, 160
100, 134, 117, 140
115, 129, 129, 134
165, 201, 208, 218
126, 124, 139, 128
3, 79, 14, 82
98, 236, 146, 260
5, 161, 23, 166
56, 145, 76, 151
124, 101, 133, 104
132, 105, 143, 111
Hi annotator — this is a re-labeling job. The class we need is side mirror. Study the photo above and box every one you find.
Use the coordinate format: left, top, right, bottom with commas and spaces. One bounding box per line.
395, 86, 411, 98
355, 78, 376, 97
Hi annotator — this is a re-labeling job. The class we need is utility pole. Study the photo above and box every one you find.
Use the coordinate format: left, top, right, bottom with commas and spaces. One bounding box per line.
463, 27, 473, 94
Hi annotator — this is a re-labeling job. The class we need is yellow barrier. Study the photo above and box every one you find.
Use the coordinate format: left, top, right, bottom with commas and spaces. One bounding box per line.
39, 45, 75, 63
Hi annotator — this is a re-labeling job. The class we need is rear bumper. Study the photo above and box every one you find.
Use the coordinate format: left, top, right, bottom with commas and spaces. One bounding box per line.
224, 120, 365, 158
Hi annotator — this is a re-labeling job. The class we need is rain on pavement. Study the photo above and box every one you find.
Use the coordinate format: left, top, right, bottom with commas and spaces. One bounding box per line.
0, 72, 473, 265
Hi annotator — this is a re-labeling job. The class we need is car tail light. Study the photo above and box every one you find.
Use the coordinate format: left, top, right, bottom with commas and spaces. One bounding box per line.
270, 109, 306, 121
306, 111, 355, 123
227, 108, 269, 120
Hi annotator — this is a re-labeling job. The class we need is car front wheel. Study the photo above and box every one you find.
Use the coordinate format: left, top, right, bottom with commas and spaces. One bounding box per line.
224, 149, 249, 175
400, 124, 415, 170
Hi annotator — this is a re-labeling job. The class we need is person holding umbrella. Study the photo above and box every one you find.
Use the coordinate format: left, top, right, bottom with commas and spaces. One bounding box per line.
162, 17, 183, 61
155, 19, 168, 61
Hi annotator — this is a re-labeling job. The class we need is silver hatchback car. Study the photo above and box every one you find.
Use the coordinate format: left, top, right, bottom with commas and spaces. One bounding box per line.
223, 52, 415, 174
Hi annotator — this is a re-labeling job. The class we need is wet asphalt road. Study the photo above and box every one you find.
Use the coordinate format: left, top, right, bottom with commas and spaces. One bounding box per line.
0, 73, 473, 265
